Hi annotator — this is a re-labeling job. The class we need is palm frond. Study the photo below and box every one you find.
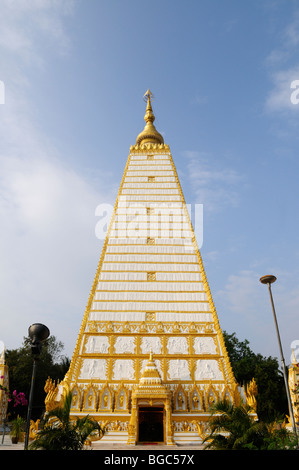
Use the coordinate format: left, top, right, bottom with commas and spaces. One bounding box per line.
29, 391, 105, 450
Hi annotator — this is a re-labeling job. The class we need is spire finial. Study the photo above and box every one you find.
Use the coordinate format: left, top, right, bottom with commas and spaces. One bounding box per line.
143, 89, 155, 124
135, 90, 164, 146
144, 89, 153, 103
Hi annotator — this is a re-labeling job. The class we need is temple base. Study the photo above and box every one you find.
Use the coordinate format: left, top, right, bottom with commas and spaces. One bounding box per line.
91, 430, 203, 447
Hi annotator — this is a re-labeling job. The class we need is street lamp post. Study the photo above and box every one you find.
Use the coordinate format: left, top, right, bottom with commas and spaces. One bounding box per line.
260, 275, 297, 435
24, 323, 50, 450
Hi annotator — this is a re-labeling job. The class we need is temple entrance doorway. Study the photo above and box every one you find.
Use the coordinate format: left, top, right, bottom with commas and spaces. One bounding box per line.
138, 406, 164, 443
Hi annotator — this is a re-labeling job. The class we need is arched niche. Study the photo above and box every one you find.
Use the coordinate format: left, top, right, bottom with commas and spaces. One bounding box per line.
205, 384, 219, 410
189, 384, 204, 412
82, 384, 98, 412
115, 383, 130, 412
173, 384, 188, 412
70, 386, 83, 412
98, 383, 113, 412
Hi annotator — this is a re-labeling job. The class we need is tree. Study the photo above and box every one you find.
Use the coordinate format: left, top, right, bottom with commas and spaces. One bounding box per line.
29, 392, 104, 450
223, 331, 288, 422
5, 336, 70, 421
203, 399, 297, 450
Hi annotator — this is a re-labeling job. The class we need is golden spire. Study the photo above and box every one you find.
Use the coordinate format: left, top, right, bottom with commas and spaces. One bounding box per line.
135, 90, 164, 146
139, 352, 163, 386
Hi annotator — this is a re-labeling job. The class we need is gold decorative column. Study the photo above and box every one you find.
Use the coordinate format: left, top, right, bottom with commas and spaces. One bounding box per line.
0, 349, 9, 426
289, 351, 299, 424
165, 398, 175, 445
127, 396, 137, 445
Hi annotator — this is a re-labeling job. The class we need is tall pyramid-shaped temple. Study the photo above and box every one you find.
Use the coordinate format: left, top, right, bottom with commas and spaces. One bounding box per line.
45, 91, 245, 446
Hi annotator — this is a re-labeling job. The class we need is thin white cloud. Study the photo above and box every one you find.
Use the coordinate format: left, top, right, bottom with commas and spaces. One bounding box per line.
265, 66, 299, 112
183, 151, 243, 212
265, 9, 299, 113
192, 93, 209, 106
216, 269, 299, 360
0, 0, 74, 62
218, 270, 265, 317
0, 0, 114, 356
0, 112, 111, 354
284, 9, 299, 48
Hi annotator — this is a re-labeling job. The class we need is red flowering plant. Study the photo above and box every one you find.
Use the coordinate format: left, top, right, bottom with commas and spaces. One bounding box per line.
10, 389, 28, 407
0, 376, 28, 408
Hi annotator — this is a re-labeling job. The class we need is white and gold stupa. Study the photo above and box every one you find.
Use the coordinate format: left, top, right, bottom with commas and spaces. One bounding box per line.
45, 90, 244, 446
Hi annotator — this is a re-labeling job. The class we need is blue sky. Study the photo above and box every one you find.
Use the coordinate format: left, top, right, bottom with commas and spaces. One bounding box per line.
0, 0, 299, 365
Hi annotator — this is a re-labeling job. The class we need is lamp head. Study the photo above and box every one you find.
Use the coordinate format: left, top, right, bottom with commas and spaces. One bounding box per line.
28, 323, 50, 355
259, 275, 277, 285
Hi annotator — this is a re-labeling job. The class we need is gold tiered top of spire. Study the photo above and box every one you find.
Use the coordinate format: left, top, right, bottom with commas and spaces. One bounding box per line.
135, 90, 164, 146
139, 351, 163, 387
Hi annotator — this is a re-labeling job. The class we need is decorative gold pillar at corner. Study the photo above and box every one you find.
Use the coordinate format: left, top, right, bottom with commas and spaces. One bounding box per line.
244, 378, 258, 413
165, 398, 175, 446
127, 395, 137, 446
0, 348, 9, 426
44, 377, 70, 412
288, 351, 299, 424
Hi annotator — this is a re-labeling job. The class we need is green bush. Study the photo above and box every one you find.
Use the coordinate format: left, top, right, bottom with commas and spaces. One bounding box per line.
29, 392, 104, 450
203, 399, 298, 450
